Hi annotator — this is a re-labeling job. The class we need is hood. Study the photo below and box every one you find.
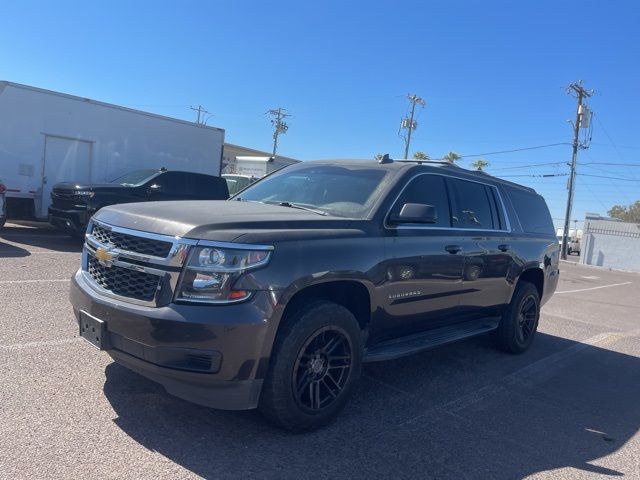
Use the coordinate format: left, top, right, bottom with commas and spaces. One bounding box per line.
93, 201, 368, 243
53, 182, 128, 192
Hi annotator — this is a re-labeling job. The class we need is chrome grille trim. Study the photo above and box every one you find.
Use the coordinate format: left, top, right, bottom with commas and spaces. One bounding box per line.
82, 220, 197, 307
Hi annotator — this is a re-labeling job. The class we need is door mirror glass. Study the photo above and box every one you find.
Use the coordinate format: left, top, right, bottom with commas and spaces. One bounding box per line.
391, 203, 438, 224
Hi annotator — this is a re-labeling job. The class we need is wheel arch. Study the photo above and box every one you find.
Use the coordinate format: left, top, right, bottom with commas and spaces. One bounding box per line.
515, 267, 544, 299
277, 279, 374, 334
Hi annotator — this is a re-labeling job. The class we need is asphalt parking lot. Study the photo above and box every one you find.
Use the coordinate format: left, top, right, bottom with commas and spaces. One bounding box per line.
1, 222, 639, 480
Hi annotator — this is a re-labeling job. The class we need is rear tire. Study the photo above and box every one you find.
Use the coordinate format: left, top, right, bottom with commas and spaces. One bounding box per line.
259, 301, 363, 432
493, 282, 540, 354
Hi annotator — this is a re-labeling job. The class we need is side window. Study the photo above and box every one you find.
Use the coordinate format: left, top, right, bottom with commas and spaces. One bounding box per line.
449, 178, 496, 230
506, 187, 554, 235
391, 175, 451, 227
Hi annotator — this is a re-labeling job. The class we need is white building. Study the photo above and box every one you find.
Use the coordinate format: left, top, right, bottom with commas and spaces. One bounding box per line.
222, 143, 299, 176
580, 213, 640, 271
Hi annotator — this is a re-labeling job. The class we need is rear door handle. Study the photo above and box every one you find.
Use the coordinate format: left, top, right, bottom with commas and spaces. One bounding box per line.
445, 245, 462, 254
498, 244, 510, 252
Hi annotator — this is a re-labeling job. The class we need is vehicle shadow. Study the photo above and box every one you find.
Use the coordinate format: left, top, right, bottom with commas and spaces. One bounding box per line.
0, 222, 83, 254
103, 332, 639, 479
0, 240, 31, 257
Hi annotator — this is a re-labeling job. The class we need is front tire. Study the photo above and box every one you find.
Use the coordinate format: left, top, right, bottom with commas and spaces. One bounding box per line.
493, 282, 540, 354
259, 301, 363, 432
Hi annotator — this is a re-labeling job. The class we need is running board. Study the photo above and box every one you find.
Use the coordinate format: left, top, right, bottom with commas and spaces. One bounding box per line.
364, 317, 501, 363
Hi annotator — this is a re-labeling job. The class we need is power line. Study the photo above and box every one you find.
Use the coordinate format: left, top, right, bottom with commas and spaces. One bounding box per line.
576, 176, 609, 212
583, 162, 640, 166
456, 142, 569, 159
490, 161, 566, 171
579, 173, 640, 182
498, 173, 569, 178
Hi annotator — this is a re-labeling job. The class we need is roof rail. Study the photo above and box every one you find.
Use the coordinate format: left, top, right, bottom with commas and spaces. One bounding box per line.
377, 154, 463, 168
395, 159, 461, 167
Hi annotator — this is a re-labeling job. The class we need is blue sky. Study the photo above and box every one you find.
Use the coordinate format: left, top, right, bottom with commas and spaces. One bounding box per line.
2, 0, 639, 227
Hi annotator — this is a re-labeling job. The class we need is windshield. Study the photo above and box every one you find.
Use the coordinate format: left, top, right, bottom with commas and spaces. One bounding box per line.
110, 169, 159, 186
235, 164, 392, 218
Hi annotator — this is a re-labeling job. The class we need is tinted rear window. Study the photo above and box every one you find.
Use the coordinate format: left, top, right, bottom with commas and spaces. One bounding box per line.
448, 178, 497, 230
505, 187, 554, 235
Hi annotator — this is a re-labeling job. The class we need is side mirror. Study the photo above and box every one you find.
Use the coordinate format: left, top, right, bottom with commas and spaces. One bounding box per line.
390, 203, 438, 224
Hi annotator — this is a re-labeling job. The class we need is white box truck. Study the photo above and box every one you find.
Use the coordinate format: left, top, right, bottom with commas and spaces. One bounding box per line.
0, 81, 224, 220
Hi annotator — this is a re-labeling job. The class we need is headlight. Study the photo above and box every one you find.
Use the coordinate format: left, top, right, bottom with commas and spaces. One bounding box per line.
175, 245, 272, 303
74, 190, 94, 197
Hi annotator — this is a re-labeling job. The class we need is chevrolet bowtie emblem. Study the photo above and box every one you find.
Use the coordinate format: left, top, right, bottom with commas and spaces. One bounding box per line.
95, 247, 114, 266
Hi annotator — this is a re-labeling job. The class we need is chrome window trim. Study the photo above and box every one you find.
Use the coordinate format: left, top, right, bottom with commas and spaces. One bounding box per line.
384, 172, 512, 233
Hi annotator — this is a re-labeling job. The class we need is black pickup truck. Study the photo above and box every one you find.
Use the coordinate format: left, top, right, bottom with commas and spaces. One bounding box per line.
69, 158, 559, 431
49, 169, 229, 236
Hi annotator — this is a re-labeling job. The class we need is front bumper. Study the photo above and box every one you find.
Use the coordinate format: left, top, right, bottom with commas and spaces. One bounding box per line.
70, 270, 280, 410
49, 207, 91, 233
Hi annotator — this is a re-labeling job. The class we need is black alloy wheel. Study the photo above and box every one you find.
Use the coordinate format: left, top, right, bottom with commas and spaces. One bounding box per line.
492, 281, 540, 354
292, 326, 353, 412
517, 294, 537, 344
259, 301, 362, 432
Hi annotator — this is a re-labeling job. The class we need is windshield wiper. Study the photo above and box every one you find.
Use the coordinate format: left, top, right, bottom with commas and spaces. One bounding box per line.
273, 201, 328, 216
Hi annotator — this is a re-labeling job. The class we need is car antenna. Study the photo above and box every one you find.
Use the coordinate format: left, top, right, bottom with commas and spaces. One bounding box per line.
378, 153, 393, 164
160, 166, 168, 172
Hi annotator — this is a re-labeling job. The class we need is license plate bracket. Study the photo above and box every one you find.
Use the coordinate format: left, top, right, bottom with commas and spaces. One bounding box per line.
79, 311, 111, 350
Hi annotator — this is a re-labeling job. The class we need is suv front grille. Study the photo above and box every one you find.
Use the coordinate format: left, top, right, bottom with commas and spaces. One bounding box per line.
87, 255, 160, 302
91, 223, 172, 257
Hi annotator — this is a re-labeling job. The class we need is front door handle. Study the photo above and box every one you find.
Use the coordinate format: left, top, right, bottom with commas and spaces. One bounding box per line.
445, 244, 462, 254
498, 244, 510, 252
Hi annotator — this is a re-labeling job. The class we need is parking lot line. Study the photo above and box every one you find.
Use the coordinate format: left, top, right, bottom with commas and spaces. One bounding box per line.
555, 281, 632, 294
0, 338, 80, 351
0, 279, 71, 284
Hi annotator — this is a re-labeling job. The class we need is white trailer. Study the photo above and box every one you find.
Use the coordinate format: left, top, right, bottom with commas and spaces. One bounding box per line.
0, 81, 224, 219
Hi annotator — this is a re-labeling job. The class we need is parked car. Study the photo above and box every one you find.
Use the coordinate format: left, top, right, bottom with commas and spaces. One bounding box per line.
222, 174, 257, 195
49, 168, 229, 236
69, 158, 559, 431
0, 180, 6, 229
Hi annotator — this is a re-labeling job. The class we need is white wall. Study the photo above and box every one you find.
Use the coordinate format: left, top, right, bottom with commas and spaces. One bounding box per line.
581, 220, 640, 272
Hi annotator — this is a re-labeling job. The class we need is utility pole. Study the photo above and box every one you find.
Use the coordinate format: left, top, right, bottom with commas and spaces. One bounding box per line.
190, 105, 210, 125
267, 108, 290, 157
561, 81, 593, 260
401, 94, 425, 159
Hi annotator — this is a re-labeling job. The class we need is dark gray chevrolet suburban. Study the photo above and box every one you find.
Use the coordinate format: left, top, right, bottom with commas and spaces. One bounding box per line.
70, 159, 560, 431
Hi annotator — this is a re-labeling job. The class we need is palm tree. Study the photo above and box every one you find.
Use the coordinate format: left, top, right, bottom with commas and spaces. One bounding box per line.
471, 159, 489, 171
413, 151, 429, 160
442, 151, 461, 164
